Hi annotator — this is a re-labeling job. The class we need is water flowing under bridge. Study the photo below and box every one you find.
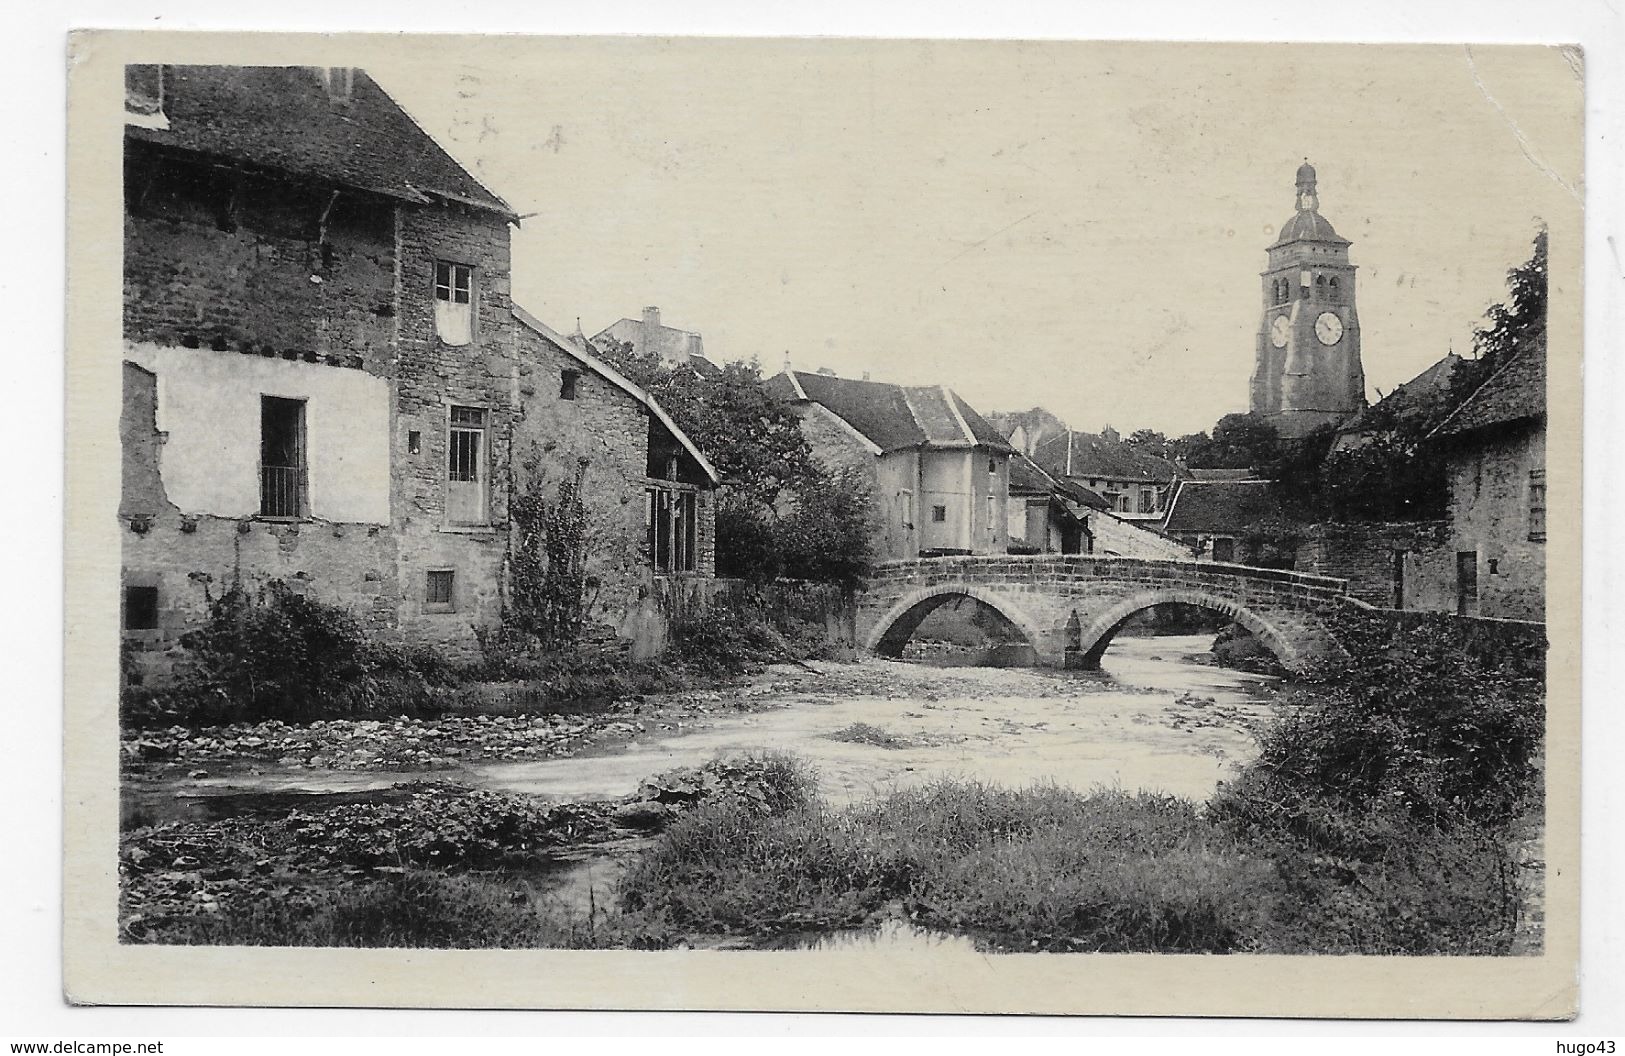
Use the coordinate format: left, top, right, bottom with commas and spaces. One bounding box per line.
855, 554, 1353, 676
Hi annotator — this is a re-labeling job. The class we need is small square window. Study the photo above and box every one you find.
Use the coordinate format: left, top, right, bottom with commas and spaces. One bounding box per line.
931, 505, 947, 523
407, 430, 421, 454
426, 570, 455, 610
124, 585, 159, 630
561, 370, 580, 400
988, 458, 998, 474
433, 261, 472, 304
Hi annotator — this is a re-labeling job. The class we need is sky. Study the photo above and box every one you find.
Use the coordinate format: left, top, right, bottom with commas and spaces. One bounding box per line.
370, 39, 1581, 436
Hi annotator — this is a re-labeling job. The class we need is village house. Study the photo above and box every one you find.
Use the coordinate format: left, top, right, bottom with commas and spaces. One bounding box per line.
1031, 425, 1183, 522
1426, 346, 1547, 620
765, 369, 1014, 560
1331, 351, 1466, 453
593, 306, 718, 376
1159, 478, 1296, 566
119, 65, 716, 673
1007, 453, 1190, 561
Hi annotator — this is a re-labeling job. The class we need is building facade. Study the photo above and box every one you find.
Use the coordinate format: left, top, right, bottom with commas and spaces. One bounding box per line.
1030, 426, 1182, 522
1428, 348, 1546, 621
593, 306, 717, 376
767, 370, 1014, 561
119, 65, 716, 673
1250, 162, 1368, 439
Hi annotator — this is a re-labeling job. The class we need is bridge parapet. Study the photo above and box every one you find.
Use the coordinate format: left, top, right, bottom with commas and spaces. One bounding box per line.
856, 554, 1352, 676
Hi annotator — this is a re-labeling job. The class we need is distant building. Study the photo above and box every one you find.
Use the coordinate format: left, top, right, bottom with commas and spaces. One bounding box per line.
765, 370, 1014, 560
1031, 426, 1182, 522
1160, 479, 1296, 566
1427, 346, 1547, 620
1250, 161, 1368, 439
594, 306, 718, 376
986, 407, 1069, 458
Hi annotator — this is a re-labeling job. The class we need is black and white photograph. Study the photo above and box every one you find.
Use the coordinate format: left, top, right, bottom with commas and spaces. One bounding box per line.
57, 30, 1584, 1018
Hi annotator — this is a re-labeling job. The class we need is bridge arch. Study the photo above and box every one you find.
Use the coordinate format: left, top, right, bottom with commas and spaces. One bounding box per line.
863, 583, 1046, 659
1073, 588, 1301, 672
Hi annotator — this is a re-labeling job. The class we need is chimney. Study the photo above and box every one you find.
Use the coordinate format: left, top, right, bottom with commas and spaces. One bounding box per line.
862, 371, 871, 381
1102, 424, 1120, 444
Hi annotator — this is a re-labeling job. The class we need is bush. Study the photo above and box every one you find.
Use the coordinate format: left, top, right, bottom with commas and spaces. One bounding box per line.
1212, 607, 1545, 829
122, 581, 451, 728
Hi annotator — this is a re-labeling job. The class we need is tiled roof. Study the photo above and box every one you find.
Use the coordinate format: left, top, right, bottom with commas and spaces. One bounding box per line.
1008, 453, 1110, 509
127, 65, 514, 218
1338, 353, 1467, 437
1430, 347, 1546, 440
1032, 430, 1182, 484
1161, 480, 1289, 534
776, 371, 1013, 454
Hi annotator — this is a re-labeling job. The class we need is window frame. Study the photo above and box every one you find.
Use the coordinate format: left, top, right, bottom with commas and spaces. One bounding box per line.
645, 480, 701, 574
1528, 468, 1547, 542
425, 569, 456, 612
561, 369, 580, 401
258, 394, 309, 520
123, 584, 160, 631
445, 404, 491, 527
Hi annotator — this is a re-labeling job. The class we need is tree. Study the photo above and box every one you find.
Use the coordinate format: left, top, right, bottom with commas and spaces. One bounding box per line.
777, 464, 876, 587
1471, 225, 1547, 378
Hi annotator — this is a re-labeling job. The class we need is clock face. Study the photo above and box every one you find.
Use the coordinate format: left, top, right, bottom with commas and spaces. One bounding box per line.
1315, 311, 1344, 346
1269, 316, 1289, 348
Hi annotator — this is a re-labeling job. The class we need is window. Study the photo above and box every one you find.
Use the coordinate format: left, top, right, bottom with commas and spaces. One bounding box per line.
987, 494, 996, 530
433, 261, 474, 345
407, 430, 421, 455
259, 396, 307, 518
988, 458, 998, 474
447, 406, 489, 525
1456, 552, 1479, 616
123, 585, 159, 631
561, 370, 580, 400
1528, 469, 1547, 542
1139, 488, 1155, 514
900, 489, 914, 529
931, 505, 947, 523
1328, 276, 1340, 301
425, 570, 455, 611
646, 484, 699, 573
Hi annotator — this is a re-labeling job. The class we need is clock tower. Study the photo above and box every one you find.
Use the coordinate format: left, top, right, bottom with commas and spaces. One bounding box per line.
1250, 161, 1366, 439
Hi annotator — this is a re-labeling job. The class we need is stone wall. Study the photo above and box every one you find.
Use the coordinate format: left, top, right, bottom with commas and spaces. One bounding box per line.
123, 150, 396, 371
1444, 422, 1546, 621
513, 324, 659, 635
1294, 520, 1453, 611
388, 203, 518, 658
1087, 510, 1193, 560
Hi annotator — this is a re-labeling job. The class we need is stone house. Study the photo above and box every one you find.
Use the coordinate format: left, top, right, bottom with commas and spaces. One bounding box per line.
1426, 347, 1546, 620
765, 369, 1014, 561
119, 65, 716, 671
1031, 426, 1182, 522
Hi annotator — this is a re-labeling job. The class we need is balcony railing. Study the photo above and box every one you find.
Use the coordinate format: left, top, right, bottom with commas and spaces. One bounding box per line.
260, 464, 305, 518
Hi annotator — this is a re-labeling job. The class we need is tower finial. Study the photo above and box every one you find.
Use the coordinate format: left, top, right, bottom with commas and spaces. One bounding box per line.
1295, 159, 1319, 211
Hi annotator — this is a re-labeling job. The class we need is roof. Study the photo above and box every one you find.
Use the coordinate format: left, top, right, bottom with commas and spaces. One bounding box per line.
512, 307, 721, 485
1430, 347, 1546, 440
773, 370, 1014, 454
127, 65, 515, 219
1337, 352, 1467, 438
1270, 209, 1349, 248
1032, 429, 1182, 484
1008, 453, 1110, 510
1184, 467, 1257, 481
1161, 479, 1290, 534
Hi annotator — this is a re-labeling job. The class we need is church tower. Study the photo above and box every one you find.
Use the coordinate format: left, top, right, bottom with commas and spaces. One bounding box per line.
1250, 161, 1366, 439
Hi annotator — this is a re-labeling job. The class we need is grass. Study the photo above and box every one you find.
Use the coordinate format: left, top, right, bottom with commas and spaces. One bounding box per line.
616, 777, 1524, 954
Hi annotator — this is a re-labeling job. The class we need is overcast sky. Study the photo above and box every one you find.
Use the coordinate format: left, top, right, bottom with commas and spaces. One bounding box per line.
372, 39, 1581, 436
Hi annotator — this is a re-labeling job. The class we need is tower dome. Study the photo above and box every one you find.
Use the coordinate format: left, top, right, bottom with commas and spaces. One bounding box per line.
1296, 160, 1317, 188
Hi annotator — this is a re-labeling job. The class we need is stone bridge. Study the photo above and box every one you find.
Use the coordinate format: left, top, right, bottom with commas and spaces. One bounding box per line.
856, 555, 1353, 676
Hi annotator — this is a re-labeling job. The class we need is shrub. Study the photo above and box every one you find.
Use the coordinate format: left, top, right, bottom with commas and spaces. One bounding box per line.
122, 580, 451, 728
